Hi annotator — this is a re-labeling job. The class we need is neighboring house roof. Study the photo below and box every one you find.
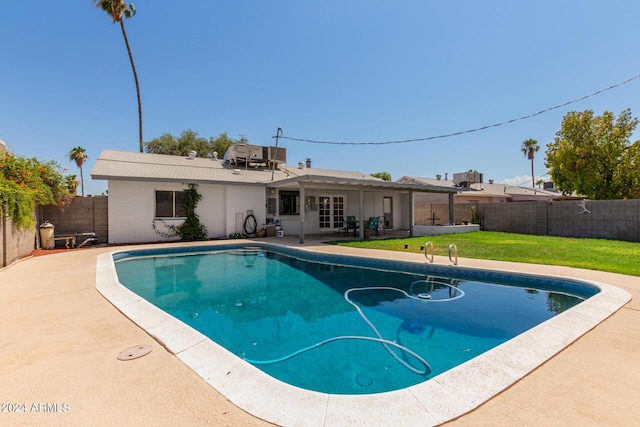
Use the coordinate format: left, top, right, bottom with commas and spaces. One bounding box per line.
91, 150, 290, 185
467, 182, 557, 200
398, 175, 559, 200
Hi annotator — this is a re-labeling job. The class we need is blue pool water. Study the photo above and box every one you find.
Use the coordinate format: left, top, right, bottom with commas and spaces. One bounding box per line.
113, 244, 597, 395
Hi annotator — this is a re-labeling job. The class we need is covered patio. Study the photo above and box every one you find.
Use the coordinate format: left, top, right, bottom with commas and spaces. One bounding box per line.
267, 172, 458, 244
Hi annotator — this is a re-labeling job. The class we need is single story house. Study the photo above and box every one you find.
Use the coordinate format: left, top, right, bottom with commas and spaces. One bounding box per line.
91, 149, 459, 244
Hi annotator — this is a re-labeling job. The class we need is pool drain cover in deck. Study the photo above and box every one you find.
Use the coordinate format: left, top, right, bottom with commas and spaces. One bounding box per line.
117, 345, 152, 361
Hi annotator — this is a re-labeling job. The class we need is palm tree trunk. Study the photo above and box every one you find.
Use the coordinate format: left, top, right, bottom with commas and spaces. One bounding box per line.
119, 20, 143, 152
531, 158, 535, 188
80, 166, 85, 197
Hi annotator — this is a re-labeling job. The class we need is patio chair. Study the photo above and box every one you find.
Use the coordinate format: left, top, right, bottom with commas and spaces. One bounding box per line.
366, 217, 380, 236
345, 215, 358, 236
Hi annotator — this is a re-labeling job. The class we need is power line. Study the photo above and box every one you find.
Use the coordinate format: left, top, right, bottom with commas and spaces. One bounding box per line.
280, 72, 640, 146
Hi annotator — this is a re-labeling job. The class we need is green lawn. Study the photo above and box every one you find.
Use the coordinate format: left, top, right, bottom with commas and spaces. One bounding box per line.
328, 231, 640, 277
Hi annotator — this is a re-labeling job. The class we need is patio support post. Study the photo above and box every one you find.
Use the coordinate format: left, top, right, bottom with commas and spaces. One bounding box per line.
449, 192, 455, 225
359, 188, 364, 240
299, 183, 305, 244
409, 190, 414, 237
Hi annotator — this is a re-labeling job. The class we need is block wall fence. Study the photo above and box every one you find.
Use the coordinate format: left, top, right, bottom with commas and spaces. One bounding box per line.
3, 197, 638, 268
476, 199, 640, 242
0, 196, 108, 268
40, 196, 109, 244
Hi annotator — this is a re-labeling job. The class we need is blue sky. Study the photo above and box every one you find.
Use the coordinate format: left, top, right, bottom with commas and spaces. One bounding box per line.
2, 1, 640, 196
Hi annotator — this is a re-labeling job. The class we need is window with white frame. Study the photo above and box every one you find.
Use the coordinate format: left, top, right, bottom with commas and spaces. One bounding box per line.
279, 191, 300, 215
155, 190, 187, 218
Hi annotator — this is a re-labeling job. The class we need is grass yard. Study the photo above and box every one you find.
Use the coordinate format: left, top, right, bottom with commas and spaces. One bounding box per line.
329, 231, 640, 277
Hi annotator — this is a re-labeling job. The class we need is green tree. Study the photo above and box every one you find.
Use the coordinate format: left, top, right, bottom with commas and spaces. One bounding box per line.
146, 130, 211, 157
145, 130, 248, 159
521, 138, 540, 188
66, 174, 79, 196
545, 109, 640, 199
94, 0, 143, 152
210, 132, 248, 159
535, 178, 545, 189
144, 132, 179, 155
370, 171, 391, 181
69, 147, 88, 197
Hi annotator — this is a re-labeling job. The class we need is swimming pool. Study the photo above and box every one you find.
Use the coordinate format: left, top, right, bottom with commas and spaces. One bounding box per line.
96, 241, 630, 426
114, 246, 591, 395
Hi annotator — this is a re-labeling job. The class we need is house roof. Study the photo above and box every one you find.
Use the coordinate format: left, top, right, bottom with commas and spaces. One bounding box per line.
92, 150, 458, 194
91, 150, 290, 185
281, 165, 385, 182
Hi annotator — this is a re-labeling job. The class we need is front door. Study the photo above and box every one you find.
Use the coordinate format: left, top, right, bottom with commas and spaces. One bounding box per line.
384, 196, 393, 229
319, 195, 345, 231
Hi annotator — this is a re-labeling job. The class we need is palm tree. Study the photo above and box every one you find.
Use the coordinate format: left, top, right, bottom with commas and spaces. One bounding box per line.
521, 138, 540, 188
94, 0, 143, 152
65, 174, 79, 196
535, 178, 545, 189
69, 147, 88, 197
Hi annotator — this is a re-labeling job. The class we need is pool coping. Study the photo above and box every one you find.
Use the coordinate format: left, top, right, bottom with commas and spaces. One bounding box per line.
95, 241, 631, 427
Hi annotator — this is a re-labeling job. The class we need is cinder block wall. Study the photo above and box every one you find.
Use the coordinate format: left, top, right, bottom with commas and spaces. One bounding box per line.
547, 199, 640, 241
41, 196, 109, 244
0, 216, 36, 268
478, 199, 640, 242
479, 202, 539, 235
414, 203, 450, 225
414, 203, 479, 225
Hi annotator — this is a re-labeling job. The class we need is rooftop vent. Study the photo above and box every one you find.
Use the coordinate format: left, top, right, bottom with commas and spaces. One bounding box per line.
188, 150, 197, 160
233, 169, 241, 175
305, 158, 312, 168
436, 174, 442, 180
298, 162, 305, 169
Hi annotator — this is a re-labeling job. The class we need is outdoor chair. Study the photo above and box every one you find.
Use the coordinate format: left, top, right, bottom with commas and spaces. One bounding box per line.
366, 217, 380, 236
345, 215, 358, 236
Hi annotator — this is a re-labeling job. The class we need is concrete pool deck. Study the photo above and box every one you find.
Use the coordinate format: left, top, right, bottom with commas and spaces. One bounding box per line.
1, 237, 639, 426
